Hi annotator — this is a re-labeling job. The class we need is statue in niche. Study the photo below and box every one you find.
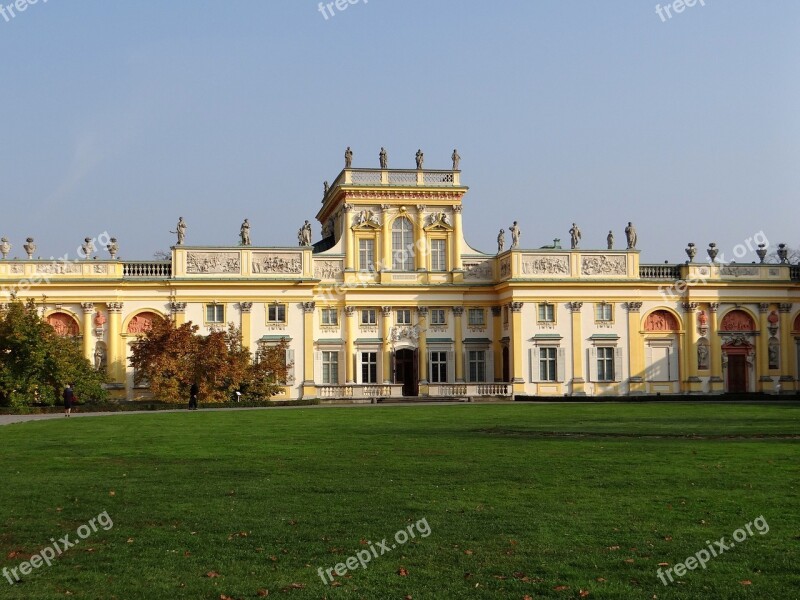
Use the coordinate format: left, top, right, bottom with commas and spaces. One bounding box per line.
607, 231, 614, 250
94, 344, 106, 370
768, 343, 779, 369
497, 229, 505, 254
697, 343, 709, 370
240, 219, 251, 246
625, 222, 637, 249
569, 223, 581, 249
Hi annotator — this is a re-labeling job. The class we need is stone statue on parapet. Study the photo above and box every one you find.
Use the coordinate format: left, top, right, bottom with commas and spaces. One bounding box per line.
509, 221, 521, 249
240, 219, 251, 246
172, 217, 187, 245
452, 149, 461, 170
497, 229, 505, 254
625, 222, 637, 249
415, 149, 424, 170
299, 220, 313, 247
344, 146, 353, 168
569, 223, 581, 249
607, 230, 614, 250
379, 147, 388, 169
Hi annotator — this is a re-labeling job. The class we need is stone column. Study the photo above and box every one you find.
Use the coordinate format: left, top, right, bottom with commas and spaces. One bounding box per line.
107, 302, 124, 383
381, 205, 392, 272
758, 303, 772, 391
510, 302, 525, 392
452, 205, 463, 270
170, 302, 187, 326
453, 307, 464, 382
491, 306, 502, 382
417, 307, 428, 385
302, 302, 316, 396
683, 302, 701, 393
81, 302, 94, 362
345, 306, 356, 384
568, 302, 585, 396
624, 302, 644, 395
778, 303, 794, 392
343, 203, 355, 271
382, 306, 393, 383
415, 205, 427, 271
709, 303, 724, 393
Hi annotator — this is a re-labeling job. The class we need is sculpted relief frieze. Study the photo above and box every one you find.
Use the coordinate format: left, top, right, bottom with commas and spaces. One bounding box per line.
252, 252, 303, 275
521, 255, 570, 276
36, 263, 81, 275
314, 260, 344, 280
464, 261, 492, 280
187, 252, 241, 274
581, 255, 627, 276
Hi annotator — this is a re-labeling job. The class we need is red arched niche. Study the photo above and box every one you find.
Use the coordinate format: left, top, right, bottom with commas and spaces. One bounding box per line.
720, 310, 755, 332
47, 312, 80, 337
127, 312, 163, 335
645, 310, 679, 331
794, 313, 800, 332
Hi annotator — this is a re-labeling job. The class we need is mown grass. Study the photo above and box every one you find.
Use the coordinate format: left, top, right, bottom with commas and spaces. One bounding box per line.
0, 402, 798, 599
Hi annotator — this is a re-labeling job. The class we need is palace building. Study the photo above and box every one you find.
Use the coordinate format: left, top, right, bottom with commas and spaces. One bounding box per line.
1, 159, 799, 400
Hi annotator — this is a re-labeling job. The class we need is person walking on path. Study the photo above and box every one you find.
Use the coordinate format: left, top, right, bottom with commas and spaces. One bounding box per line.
189, 383, 199, 410
63, 384, 75, 417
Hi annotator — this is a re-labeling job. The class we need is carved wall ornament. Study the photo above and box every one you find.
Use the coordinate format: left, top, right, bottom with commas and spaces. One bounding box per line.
93, 264, 108, 274
390, 325, 420, 343
719, 265, 759, 277
239, 302, 253, 313
452, 306, 465, 317
624, 302, 643, 312
170, 302, 187, 314
521, 255, 570, 276
187, 252, 241, 274
500, 258, 512, 278
464, 261, 492, 280
314, 260, 344, 280
302, 302, 316, 314
10, 264, 23, 274
252, 252, 302, 275
47, 312, 79, 337
354, 210, 381, 228
510, 302, 524, 313
567, 302, 583, 313
720, 310, 755, 332
381, 306, 392, 317
709, 303, 720, 313
127, 312, 162, 335
81, 302, 94, 314
778, 303, 793, 314
581, 255, 626, 276
645, 310, 679, 331
107, 302, 124, 313
36, 263, 81, 275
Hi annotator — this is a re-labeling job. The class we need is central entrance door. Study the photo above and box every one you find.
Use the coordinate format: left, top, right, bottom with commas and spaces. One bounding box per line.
394, 349, 418, 397
726, 354, 748, 393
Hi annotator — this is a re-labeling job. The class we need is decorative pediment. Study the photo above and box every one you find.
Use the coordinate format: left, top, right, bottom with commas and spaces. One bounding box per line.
423, 211, 453, 232
352, 209, 381, 229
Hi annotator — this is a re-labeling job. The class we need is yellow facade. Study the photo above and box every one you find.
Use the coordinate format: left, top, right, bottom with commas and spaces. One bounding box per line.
1, 163, 798, 400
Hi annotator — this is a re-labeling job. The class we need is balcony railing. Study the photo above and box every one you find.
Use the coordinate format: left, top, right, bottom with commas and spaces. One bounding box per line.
317, 384, 404, 399
123, 261, 172, 278
428, 383, 512, 397
324, 168, 461, 202
639, 264, 681, 279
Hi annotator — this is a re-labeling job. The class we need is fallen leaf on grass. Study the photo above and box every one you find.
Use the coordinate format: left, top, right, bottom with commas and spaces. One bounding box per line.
579, 590, 590, 597
740, 580, 752, 586
464, 550, 473, 555
109, 491, 116, 497
607, 545, 620, 551
257, 589, 269, 597
657, 562, 669, 567
624, 559, 635, 564
596, 578, 607, 582
398, 568, 409, 577
553, 585, 570, 591
279, 583, 306, 592
206, 571, 220, 578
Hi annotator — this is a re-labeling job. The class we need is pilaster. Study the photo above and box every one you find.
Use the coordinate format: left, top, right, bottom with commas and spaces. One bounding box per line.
302, 302, 316, 396
491, 306, 502, 382
382, 306, 393, 383
81, 302, 94, 362
683, 302, 701, 393
453, 306, 464, 382
415, 205, 427, 271
452, 205, 463, 271
568, 302, 586, 395
239, 302, 253, 350
345, 306, 356, 384
381, 205, 392, 271
778, 303, 795, 392
417, 307, 428, 387
624, 302, 644, 395
170, 302, 187, 327
343, 203, 355, 271
709, 303, 724, 393
758, 303, 772, 391
107, 302, 124, 383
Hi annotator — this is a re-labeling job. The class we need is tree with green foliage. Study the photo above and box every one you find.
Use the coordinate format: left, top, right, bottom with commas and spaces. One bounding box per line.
129, 318, 290, 403
0, 300, 107, 407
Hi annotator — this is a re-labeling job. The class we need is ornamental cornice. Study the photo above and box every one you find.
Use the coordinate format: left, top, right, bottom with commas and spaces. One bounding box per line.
682, 302, 699, 312
302, 302, 315, 314
342, 190, 464, 201
623, 302, 643, 313
778, 303, 792, 313
566, 302, 583, 313
81, 302, 94, 313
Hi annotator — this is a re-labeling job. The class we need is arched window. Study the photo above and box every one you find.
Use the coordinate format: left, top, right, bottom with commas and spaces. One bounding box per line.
392, 217, 414, 271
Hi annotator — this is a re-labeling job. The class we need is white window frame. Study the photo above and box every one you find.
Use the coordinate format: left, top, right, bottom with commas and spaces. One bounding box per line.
430, 239, 446, 271
396, 309, 412, 325
359, 238, 375, 272
538, 303, 555, 323
361, 309, 377, 326
267, 303, 287, 324
430, 309, 447, 326
321, 308, 338, 326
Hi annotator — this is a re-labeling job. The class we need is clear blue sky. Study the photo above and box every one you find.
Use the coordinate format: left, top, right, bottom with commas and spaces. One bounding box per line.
1, 0, 798, 262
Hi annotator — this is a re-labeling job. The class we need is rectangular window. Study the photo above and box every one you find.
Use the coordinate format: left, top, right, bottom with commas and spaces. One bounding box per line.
597, 347, 615, 382
267, 304, 287, 324
206, 304, 224, 323
361, 309, 377, 325
596, 303, 613, 322
430, 351, 448, 383
538, 303, 555, 322
430, 309, 446, 326
468, 350, 486, 383
322, 351, 339, 384
539, 347, 557, 382
359, 239, 375, 272
397, 309, 412, 325
468, 308, 485, 326
430, 239, 446, 271
361, 352, 377, 384
321, 308, 338, 326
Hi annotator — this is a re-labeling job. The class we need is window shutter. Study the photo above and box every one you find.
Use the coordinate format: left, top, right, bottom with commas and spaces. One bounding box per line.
530, 348, 539, 383
588, 348, 598, 382
557, 348, 566, 383
446, 350, 454, 383
614, 347, 623, 382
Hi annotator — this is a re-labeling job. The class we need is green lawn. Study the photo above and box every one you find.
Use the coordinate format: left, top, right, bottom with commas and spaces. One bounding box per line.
0, 403, 798, 599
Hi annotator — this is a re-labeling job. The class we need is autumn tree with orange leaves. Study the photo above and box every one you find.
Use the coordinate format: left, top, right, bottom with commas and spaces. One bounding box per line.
129, 318, 290, 403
